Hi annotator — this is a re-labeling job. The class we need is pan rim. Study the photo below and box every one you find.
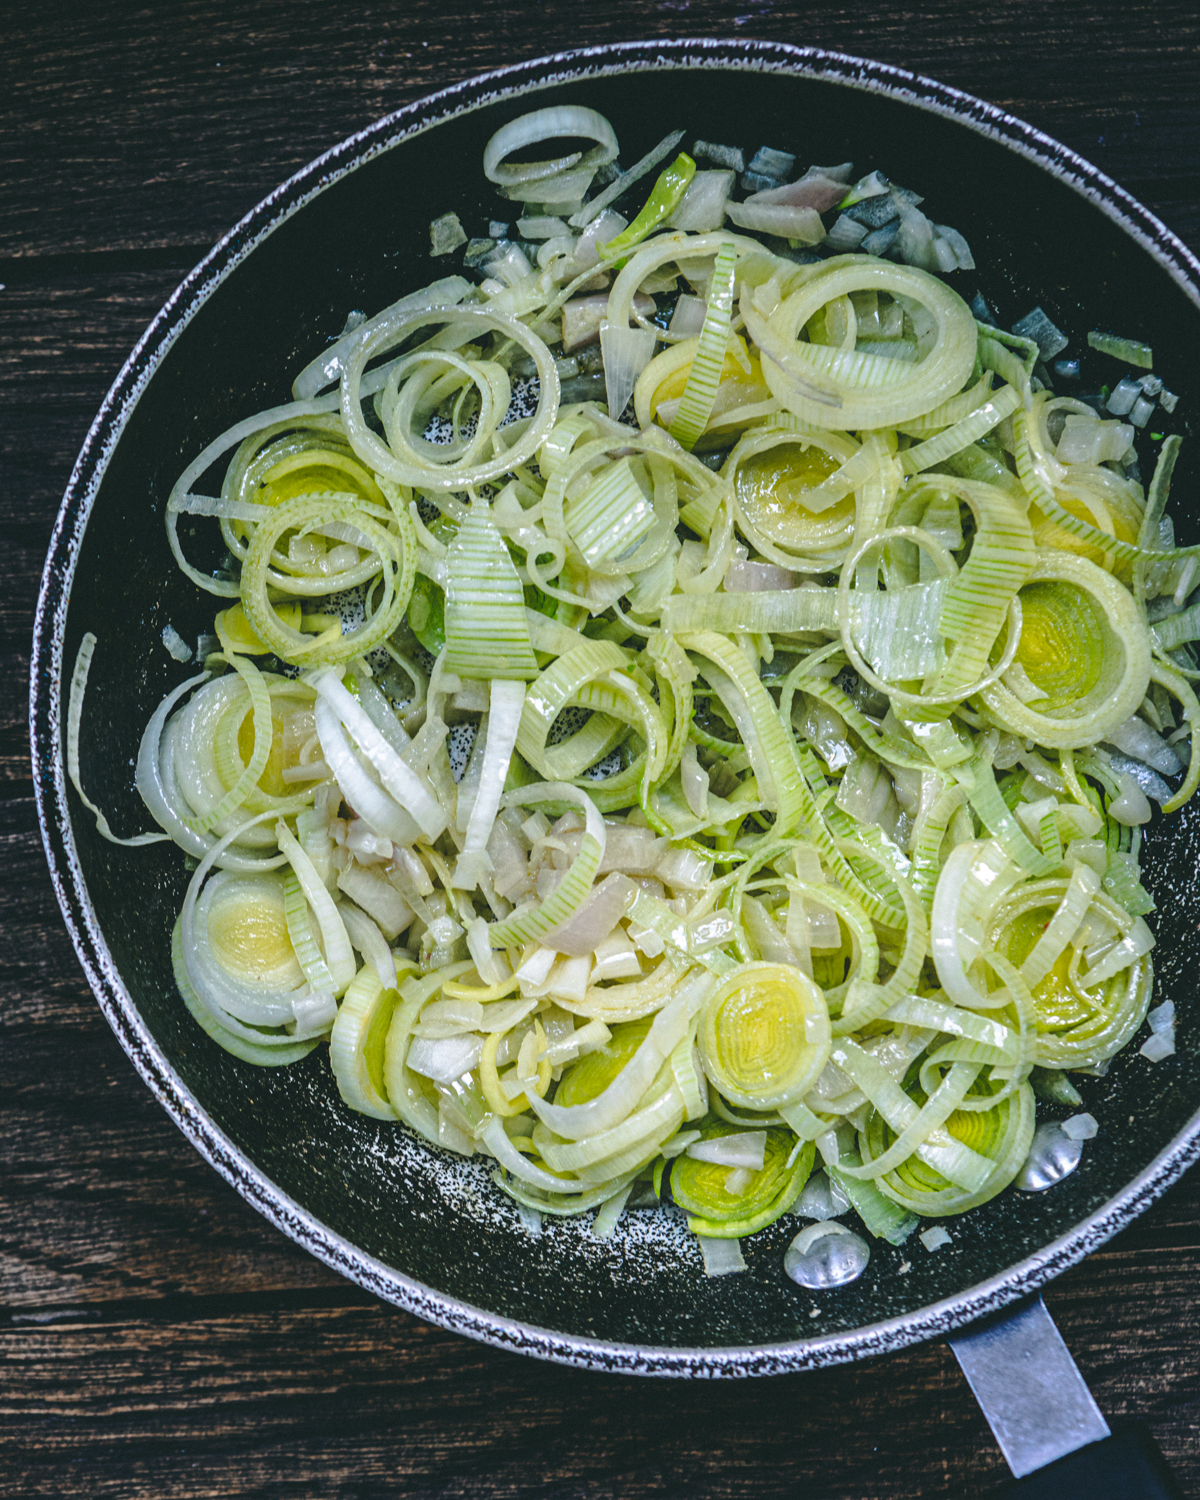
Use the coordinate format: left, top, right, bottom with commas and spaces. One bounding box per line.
30, 35, 1200, 1376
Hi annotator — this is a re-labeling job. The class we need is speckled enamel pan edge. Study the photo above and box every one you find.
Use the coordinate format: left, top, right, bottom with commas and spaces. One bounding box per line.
30, 36, 1200, 1377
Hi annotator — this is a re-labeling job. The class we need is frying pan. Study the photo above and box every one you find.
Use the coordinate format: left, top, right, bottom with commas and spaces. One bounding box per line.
30, 39, 1200, 1494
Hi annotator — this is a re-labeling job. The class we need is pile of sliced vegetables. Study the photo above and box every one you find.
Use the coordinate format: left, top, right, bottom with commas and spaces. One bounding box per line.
70, 106, 1196, 1277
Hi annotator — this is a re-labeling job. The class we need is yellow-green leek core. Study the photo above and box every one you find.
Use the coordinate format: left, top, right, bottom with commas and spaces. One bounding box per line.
330, 967, 401, 1121
554, 1017, 653, 1108
1000, 906, 1092, 1028
699, 962, 831, 1110
734, 440, 853, 550
862, 1074, 1035, 1216
1014, 581, 1106, 711
207, 873, 304, 990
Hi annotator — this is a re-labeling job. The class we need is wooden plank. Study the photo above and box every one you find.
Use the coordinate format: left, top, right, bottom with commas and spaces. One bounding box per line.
0, 267, 192, 786
0, 266, 191, 419
1, 1272, 1199, 1499
1, 0, 1198, 258
0, 798, 341, 1307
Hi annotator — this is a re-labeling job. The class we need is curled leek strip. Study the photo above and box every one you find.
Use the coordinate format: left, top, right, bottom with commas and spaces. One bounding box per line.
241, 494, 415, 666
340, 305, 561, 491
68, 632, 169, 847
483, 106, 618, 187
669, 242, 738, 451
745, 257, 978, 430
330, 966, 400, 1120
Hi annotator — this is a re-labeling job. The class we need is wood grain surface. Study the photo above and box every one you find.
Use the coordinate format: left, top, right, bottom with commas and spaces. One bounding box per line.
3, 3, 1200, 1495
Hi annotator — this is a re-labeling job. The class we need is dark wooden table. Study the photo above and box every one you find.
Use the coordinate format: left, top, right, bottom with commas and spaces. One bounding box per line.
4, 3, 1200, 1495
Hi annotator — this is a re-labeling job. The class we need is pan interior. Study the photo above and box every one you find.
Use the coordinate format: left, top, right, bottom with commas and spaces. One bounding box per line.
47, 54, 1200, 1363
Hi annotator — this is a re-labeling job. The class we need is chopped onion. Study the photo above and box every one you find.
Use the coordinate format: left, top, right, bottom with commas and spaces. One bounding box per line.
563, 292, 654, 352
746, 146, 796, 180
336, 865, 413, 940
724, 199, 824, 243
1012, 306, 1069, 361
542, 872, 635, 957
824, 214, 869, 252
746, 164, 853, 214
794, 1170, 852, 1222
600, 323, 657, 420
696, 1235, 747, 1276
1105, 716, 1183, 776
669, 171, 734, 232
1108, 772, 1153, 826
430, 213, 467, 257
161, 624, 191, 661
1061, 1113, 1099, 1141
1055, 414, 1133, 465
693, 140, 744, 173
920, 1226, 952, 1252
687, 1130, 767, 1170
664, 294, 705, 340
1148, 1000, 1176, 1033
1140, 1030, 1176, 1062
725, 559, 798, 592
407, 1033, 485, 1084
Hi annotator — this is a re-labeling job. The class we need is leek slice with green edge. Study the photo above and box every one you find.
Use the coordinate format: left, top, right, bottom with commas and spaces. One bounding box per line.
671, 1125, 813, 1237
565, 456, 656, 568
171, 917, 317, 1067
825, 1152, 918, 1244
977, 551, 1151, 749
698, 963, 831, 1112
745, 258, 978, 431
1087, 330, 1153, 369
329, 966, 401, 1120
860, 1075, 1036, 1217
186, 652, 274, 834
241, 493, 415, 665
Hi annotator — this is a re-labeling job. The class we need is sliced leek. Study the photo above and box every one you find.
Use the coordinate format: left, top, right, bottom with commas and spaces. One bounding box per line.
75, 104, 1192, 1269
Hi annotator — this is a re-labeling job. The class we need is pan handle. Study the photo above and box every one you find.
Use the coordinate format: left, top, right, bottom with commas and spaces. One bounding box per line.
948, 1295, 1184, 1497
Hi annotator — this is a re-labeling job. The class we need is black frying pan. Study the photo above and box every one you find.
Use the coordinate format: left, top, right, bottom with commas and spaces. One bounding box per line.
30, 39, 1200, 1492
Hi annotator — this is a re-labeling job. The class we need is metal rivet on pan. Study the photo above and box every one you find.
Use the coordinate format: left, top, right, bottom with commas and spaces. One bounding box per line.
785, 1222, 870, 1289
1015, 1122, 1083, 1192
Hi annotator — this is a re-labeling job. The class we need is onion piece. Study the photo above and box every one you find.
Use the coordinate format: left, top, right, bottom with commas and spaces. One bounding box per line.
1108, 772, 1153, 826
600, 323, 657, 420
724, 199, 824, 242
311, 670, 446, 840
686, 1130, 767, 1170
696, 1235, 747, 1276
